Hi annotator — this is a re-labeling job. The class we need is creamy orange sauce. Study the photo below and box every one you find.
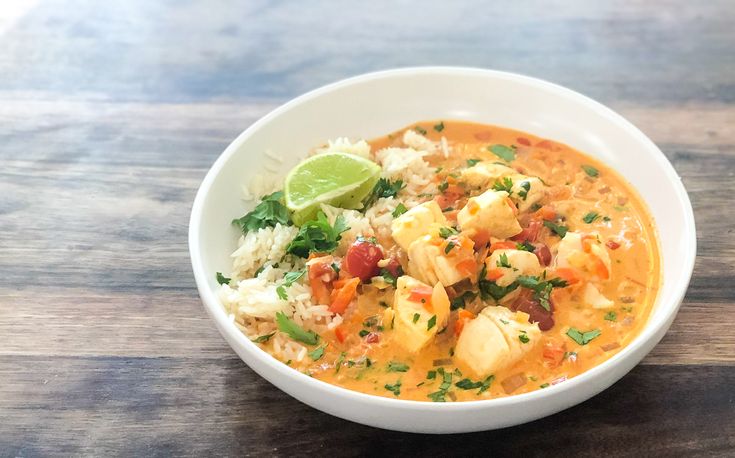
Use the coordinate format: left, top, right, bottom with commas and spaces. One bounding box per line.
273, 121, 660, 402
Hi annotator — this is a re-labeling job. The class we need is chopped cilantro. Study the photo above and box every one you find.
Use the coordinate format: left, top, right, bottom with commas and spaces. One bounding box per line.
414, 126, 427, 135
216, 272, 231, 285
232, 191, 291, 234
392, 203, 408, 218
364, 178, 404, 208
582, 165, 599, 177
427, 368, 453, 402
331, 263, 340, 274
276, 286, 288, 300
488, 144, 516, 162
450, 291, 477, 310
275, 311, 319, 345
540, 383, 550, 389
387, 361, 410, 372
412, 313, 420, 324
517, 180, 531, 200
492, 176, 514, 194
439, 226, 459, 238
380, 267, 399, 288
427, 370, 437, 380
384, 380, 402, 396
466, 158, 481, 167
519, 333, 530, 344
438, 180, 449, 192
427, 315, 437, 330
516, 275, 567, 311
604, 311, 617, 322
543, 220, 569, 238
444, 241, 457, 254
478, 264, 519, 301
335, 352, 346, 373
308, 345, 326, 361
455, 378, 482, 390
566, 327, 602, 345
251, 332, 275, 343
433, 121, 445, 132
358, 329, 369, 337
496, 253, 511, 268
516, 241, 535, 252
582, 211, 601, 224
286, 212, 349, 258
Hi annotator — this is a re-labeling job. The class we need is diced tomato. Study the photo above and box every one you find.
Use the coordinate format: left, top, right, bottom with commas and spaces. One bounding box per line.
510, 289, 554, 331
554, 267, 580, 285
534, 244, 552, 266
334, 325, 347, 343
543, 339, 567, 368
408, 285, 434, 303
329, 277, 360, 314
454, 310, 475, 336
343, 239, 384, 281
511, 220, 543, 242
365, 332, 380, 343
486, 268, 505, 281
488, 241, 517, 253
517, 137, 531, 146
606, 240, 621, 250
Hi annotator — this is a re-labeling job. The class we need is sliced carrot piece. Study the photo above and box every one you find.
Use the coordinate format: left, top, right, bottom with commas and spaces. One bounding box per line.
329, 277, 360, 314
489, 241, 517, 253
456, 259, 477, 277
486, 268, 505, 281
554, 267, 580, 285
407, 285, 434, 303
334, 325, 347, 343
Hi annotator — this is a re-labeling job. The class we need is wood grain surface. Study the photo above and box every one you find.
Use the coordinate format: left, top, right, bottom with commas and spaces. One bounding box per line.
1, 1, 733, 456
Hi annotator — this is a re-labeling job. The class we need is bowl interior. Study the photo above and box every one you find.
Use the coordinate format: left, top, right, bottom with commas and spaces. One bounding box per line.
195, 69, 694, 336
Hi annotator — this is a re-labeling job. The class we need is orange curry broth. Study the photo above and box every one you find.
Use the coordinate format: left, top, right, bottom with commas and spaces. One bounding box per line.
274, 120, 660, 402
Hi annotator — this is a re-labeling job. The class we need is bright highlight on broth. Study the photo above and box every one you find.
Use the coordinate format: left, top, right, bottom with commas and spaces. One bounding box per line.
216, 120, 661, 402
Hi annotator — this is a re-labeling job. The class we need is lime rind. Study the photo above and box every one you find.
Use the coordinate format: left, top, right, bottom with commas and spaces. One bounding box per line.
284, 152, 382, 226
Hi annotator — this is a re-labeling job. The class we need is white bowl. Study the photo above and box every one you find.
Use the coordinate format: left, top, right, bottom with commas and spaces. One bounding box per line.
189, 67, 696, 433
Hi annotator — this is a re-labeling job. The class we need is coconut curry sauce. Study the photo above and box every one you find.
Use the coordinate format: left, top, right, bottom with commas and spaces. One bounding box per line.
287, 121, 659, 401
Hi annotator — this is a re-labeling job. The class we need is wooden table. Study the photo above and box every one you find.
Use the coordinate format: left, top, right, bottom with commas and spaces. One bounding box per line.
1, 1, 733, 455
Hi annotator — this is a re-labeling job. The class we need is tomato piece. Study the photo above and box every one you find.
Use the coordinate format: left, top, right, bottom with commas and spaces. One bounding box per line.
554, 267, 580, 285
343, 239, 384, 282
511, 220, 543, 242
606, 240, 621, 250
510, 289, 554, 331
488, 241, 517, 253
408, 285, 434, 303
516, 137, 531, 146
534, 244, 552, 266
485, 268, 505, 281
365, 332, 380, 343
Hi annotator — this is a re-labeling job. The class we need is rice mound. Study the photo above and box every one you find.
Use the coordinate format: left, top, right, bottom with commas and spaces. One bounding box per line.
218, 131, 443, 364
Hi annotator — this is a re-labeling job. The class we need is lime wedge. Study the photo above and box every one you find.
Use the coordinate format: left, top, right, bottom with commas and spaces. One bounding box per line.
284, 152, 381, 226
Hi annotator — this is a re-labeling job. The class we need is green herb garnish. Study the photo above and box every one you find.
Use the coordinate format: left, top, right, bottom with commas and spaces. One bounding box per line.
582, 165, 599, 177
450, 291, 477, 310
566, 327, 602, 345
466, 158, 481, 167
543, 220, 569, 238
415, 126, 428, 135
439, 226, 459, 238
364, 178, 404, 208
251, 332, 275, 343
519, 333, 530, 344
286, 212, 349, 258
387, 361, 410, 372
385, 380, 402, 396
496, 253, 511, 268
427, 315, 437, 330
488, 144, 516, 162
308, 345, 326, 361
444, 241, 457, 254
232, 191, 291, 234
516, 274, 567, 311
216, 272, 231, 285
392, 203, 408, 218
582, 211, 601, 224
604, 311, 617, 322
516, 241, 535, 252
492, 176, 514, 194
412, 313, 420, 324
517, 180, 531, 200
275, 311, 319, 345
433, 121, 445, 132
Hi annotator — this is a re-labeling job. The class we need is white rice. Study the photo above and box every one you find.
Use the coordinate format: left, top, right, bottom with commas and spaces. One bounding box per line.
219, 132, 444, 364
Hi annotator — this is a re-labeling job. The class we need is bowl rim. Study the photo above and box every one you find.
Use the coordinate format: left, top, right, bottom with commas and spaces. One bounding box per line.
189, 66, 696, 411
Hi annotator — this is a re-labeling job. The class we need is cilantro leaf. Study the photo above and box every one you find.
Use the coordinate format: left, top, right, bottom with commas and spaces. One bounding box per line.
391, 203, 408, 218
427, 315, 437, 330
604, 311, 617, 322
433, 121, 445, 132
387, 361, 410, 372
496, 253, 511, 268
251, 332, 275, 343
216, 272, 231, 285
364, 178, 404, 208
543, 220, 569, 238
582, 211, 601, 224
439, 226, 459, 238
232, 191, 291, 234
450, 291, 477, 311
582, 165, 599, 177
275, 311, 319, 345
455, 378, 483, 390
286, 212, 349, 258
517, 180, 531, 200
492, 176, 514, 194
414, 126, 427, 135
466, 158, 481, 167
488, 144, 516, 162
308, 345, 326, 361
385, 380, 402, 396
566, 327, 602, 345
